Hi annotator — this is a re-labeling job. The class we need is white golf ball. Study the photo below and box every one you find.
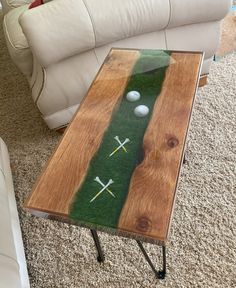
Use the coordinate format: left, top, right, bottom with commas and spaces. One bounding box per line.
134, 105, 149, 117
126, 91, 141, 102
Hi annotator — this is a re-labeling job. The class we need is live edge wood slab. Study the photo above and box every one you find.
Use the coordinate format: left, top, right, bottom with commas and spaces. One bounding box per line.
25, 49, 203, 245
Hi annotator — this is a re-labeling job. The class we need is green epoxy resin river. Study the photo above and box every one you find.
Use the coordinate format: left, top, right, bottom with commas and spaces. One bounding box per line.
69, 50, 171, 228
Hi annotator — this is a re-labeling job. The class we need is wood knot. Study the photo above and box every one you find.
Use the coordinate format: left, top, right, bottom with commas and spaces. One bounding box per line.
136, 216, 152, 232
167, 137, 179, 149
88, 139, 95, 146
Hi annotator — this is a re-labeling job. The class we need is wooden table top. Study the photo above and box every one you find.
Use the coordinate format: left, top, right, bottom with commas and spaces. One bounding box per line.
25, 49, 203, 244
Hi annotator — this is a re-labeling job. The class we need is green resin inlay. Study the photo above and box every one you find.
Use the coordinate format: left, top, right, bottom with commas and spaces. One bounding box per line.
69, 50, 171, 228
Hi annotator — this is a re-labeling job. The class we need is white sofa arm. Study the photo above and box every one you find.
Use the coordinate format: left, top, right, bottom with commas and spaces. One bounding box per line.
0, 0, 32, 15
0, 138, 30, 288
19, 0, 170, 67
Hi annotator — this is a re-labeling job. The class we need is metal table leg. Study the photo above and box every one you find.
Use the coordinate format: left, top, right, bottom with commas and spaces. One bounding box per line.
90, 230, 167, 278
137, 241, 166, 279
90, 229, 105, 263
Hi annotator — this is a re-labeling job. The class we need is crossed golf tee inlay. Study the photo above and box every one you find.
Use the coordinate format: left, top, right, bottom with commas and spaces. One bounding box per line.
90, 90, 149, 203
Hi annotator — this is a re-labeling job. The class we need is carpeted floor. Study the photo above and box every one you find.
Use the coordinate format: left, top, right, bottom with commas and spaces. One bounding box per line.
1, 13, 236, 288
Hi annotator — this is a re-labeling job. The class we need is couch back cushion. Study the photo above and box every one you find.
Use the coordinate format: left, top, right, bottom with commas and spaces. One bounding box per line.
19, 0, 169, 67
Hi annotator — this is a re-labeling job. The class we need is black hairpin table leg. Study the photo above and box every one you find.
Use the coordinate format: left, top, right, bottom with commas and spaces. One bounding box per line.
137, 241, 166, 279
90, 229, 105, 263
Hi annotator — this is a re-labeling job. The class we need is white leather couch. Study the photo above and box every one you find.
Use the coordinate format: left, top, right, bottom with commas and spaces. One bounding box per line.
0, 138, 30, 288
1, 0, 232, 129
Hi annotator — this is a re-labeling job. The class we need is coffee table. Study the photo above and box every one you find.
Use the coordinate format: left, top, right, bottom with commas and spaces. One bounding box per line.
25, 48, 203, 279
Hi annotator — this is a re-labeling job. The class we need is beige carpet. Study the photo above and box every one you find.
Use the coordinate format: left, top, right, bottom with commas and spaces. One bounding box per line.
1, 14, 236, 288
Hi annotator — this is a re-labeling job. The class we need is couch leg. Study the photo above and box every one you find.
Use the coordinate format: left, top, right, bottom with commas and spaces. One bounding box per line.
198, 74, 208, 87
56, 127, 67, 134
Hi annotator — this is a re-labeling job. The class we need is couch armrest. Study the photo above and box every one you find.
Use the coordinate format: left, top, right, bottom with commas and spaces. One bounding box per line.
3, 5, 33, 77
0, 138, 30, 288
19, 0, 170, 67
0, 0, 32, 15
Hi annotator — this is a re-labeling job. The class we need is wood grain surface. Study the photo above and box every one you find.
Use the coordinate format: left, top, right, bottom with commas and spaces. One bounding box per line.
25, 49, 203, 244
118, 52, 202, 243
25, 49, 140, 216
